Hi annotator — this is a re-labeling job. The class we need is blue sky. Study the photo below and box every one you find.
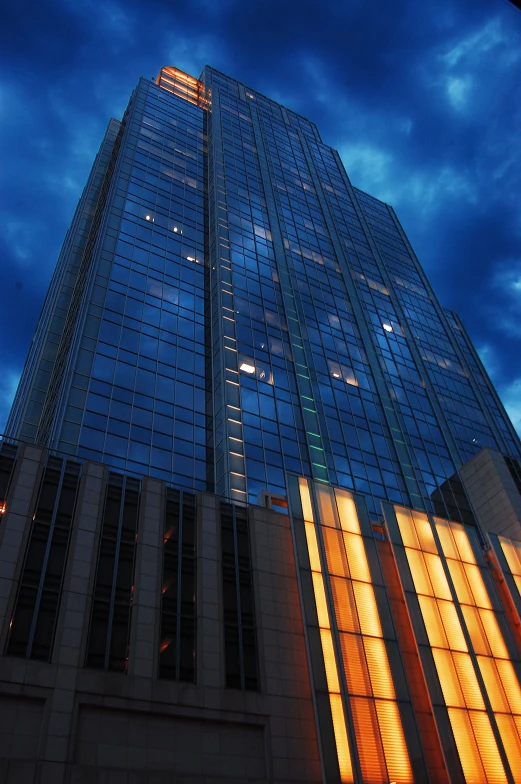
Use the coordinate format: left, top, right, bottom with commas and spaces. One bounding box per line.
1, 0, 520, 434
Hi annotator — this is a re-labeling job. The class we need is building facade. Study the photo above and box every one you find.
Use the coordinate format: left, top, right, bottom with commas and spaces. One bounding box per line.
2, 65, 521, 783
5, 65, 521, 520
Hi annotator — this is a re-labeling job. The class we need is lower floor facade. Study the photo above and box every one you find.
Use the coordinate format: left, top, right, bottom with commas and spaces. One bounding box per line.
1, 440, 521, 783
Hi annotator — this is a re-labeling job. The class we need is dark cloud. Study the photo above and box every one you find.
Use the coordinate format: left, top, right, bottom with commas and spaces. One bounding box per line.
1, 0, 520, 432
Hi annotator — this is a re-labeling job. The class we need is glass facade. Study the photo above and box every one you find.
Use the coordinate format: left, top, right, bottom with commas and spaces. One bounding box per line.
6, 64, 521, 520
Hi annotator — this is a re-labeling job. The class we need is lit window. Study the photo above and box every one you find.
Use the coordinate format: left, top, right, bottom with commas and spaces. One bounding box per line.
383, 323, 393, 332
239, 362, 255, 374
173, 227, 178, 232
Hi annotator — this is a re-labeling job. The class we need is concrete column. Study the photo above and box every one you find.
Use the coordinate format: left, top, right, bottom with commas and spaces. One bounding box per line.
198, 492, 223, 690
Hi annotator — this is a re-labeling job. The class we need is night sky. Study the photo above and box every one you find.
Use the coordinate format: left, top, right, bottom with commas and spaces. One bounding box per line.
1, 0, 520, 435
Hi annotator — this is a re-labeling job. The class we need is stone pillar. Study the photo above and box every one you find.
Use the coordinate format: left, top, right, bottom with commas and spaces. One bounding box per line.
37, 459, 106, 784
127, 476, 163, 692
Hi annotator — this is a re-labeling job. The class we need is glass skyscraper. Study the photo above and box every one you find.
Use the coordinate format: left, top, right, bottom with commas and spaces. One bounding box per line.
3, 64, 521, 784
6, 65, 521, 519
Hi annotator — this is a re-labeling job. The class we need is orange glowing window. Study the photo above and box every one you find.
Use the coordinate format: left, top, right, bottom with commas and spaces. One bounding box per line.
363, 636, 396, 699
432, 648, 465, 707
469, 710, 508, 782
312, 572, 331, 629
299, 477, 314, 522
352, 581, 383, 638
315, 484, 338, 528
329, 693, 354, 783
424, 552, 452, 599
323, 526, 349, 577
320, 628, 341, 692
331, 577, 359, 633
460, 604, 489, 655
418, 595, 448, 648
447, 708, 487, 782
464, 562, 492, 609
446, 558, 474, 605
477, 657, 510, 712
478, 609, 509, 659
437, 599, 468, 652
434, 517, 459, 559
495, 714, 521, 784
305, 522, 322, 572
499, 537, 521, 576
451, 651, 485, 709
412, 510, 437, 553
395, 507, 420, 549
515, 574, 521, 596
334, 488, 360, 534
406, 548, 433, 596
495, 659, 521, 714
375, 699, 414, 783
451, 522, 477, 564
343, 532, 372, 583
339, 632, 371, 696
351, 697, 387, 782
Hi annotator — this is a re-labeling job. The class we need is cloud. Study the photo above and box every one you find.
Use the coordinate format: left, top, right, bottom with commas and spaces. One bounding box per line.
499, 377, 521, 437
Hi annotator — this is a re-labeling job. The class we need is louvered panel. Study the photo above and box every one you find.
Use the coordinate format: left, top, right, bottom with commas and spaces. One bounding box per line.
411, 510, 437, 553
334, 488, 360, 534
395, 507, 420, 549
406, 548, 433, 596
320, 628, 340, 692
451, 523, 477, 564
351, 697, 387, 784
331, 576, 359, 633
363, 637, 396, 699
461, 604, 489, 655
352, 581, 383, 638
343, 532, 371, 583
312, 572, 330, 629
469, 710, 508, 784
329, 693, 354, 783
495, 659, 521, 714
446, 558, 474, 605
323, 526, 349, 578
479, 609, 509, 659
418, 595, 448, 648
451, 651, 485, 710
464, 562, 492, 609
495, 714, 521, 784
447, 707, 486, 783
424, 552, 452, 600
477, 656, 510, 713
375, 699, 414, 783
438, 599, 468, 652
435, 517, 459, 559
315, 484, 338, 528
339, 632, 371, 696
432, 648, 465, 708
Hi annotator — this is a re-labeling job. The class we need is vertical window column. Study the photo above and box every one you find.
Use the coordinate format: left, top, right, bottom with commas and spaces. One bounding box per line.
86, 473, 140, 672
7, 456, 81, 660
220, 502, 258, 690
159, 488, 197, 682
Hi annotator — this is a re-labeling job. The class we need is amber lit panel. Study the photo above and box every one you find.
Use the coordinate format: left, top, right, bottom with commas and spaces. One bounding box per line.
309, 484, 414, 783
395, 506, 516, 782
156, 67, 204, 107
299, 478, 354, 783
434, 517, 521, 779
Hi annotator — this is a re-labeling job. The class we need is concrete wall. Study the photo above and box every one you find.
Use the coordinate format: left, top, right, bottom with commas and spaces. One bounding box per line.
460, 447, 521, 539
0, 446, 322, 784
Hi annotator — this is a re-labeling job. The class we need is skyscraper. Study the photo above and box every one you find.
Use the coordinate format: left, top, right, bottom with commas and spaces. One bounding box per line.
2, 66, 521, 784
6, 65, 520, 518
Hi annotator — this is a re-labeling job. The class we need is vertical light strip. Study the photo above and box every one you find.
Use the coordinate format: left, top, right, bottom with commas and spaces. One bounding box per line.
299, 478, 354, 783
435, 519, 521, 783
313, 484, 414, 783
395, 506, 510, 783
